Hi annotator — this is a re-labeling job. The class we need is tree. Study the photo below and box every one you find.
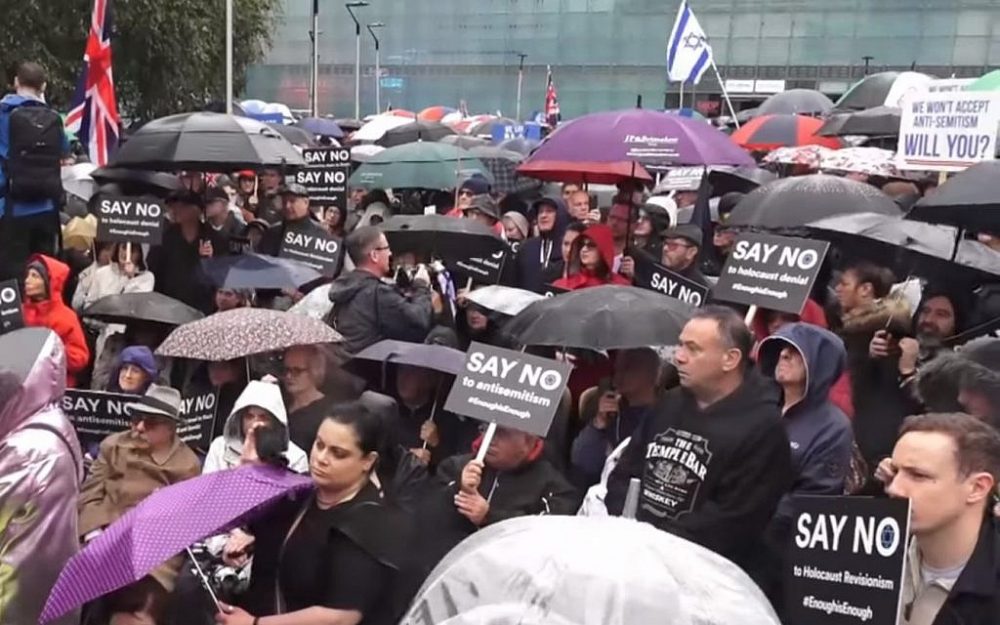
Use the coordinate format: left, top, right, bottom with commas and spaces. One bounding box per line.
1, 0, 282, 122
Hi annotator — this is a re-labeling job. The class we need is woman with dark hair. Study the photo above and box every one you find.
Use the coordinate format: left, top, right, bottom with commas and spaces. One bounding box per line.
324, 205, 347, 238
217, 402, 407, 625
553, 224, 630, 291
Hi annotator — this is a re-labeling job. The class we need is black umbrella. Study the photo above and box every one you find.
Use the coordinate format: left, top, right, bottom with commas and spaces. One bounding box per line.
505, 285, 693, 350
756, 89, 834, 117
727, 174, 901, 230
498, 137, 539, 155
199, 253, 322, 290
352, 339, 465, 375
82, 292, 204, 326
90, 167, 182, 196
817, 106, 901, 137
335, 118, 365, 132
439, 134, 490, 150
807, 212, 1000, 284
267, 122, 317, 147
377, 121, 456, 147
834, 71, 933, 111
382, 214, 505, 263
906, 161, 1000, 231
707, 166, 778, 196
468, 117, 517, 137
109, 112, 305, 171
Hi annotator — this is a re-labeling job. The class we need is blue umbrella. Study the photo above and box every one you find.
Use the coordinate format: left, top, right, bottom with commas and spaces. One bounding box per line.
200, 253, 321, 290
295, 117, 345, 139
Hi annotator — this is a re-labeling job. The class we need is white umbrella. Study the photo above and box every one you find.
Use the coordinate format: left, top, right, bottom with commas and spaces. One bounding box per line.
465, 285, 545, 317
61, 163, 97, 202
353, 115, 414, 143
350, 144, 386, 162
403, 515, 781, 625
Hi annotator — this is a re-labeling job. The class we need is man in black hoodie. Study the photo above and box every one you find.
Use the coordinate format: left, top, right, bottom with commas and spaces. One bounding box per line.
516, 197, 571, 293
606, 306, 791, 583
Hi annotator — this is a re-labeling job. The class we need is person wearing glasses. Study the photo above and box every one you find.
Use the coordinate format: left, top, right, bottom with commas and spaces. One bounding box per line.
552, 224, 631, 291
659, 224, 709, 288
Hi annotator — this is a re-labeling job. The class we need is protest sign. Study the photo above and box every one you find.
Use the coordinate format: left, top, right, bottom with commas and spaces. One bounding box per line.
897, 91, 1000, 171
785, 496, 910, 625
62, 389, 135, 448
632, 253, 708, 307
654, 166, 704, 190
448, 249, 508, 285
445, 342, 571, 438
538, 284, 569, 298
713, 232, 829, 315
96, 195, 165, 245
0, 279, 24, 335
296, 147, 352, 213
176, 389, 218, 452
279, 226, 342, 276
491, 123, 543, 144
927, 78, 975, 93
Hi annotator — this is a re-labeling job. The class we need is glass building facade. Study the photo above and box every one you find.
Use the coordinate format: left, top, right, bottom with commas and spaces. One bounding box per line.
246, 0, 1000, 118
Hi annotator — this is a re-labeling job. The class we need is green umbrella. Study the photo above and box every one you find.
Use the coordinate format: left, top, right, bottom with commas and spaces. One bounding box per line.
966, 69, 1000, 92
348, 141, 494, 190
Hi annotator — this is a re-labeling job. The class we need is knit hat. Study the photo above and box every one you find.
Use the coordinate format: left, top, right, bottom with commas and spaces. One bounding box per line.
459, 174, 491, 196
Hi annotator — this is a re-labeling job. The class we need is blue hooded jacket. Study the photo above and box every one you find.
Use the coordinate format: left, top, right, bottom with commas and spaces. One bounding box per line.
515, 196, 572, 293
0, 93, 69, 218
107, 345, 159, 394
758, 323, 854, 526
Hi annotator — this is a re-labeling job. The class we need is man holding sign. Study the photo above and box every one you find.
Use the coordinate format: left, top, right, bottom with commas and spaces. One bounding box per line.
260, 183, 343, 279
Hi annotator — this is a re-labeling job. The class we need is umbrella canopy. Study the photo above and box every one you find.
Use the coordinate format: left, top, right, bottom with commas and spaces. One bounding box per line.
294, 116, 345, 138
735, 107, 758, 124
817, 106, 901, 137
82, 292, 204, 326
466, 117, 518, 137
706, 166, 777, 196
376, 121, 457, 147
966, 69, 1000, 92
110, 112, 304, 171
761, 145, 835, 169
353, 115, 414, 142
40, 465, 312, 625
418, 106, 457, 122
727, 174, 901, 230
90, 167, 183, 196
467, 146, 535, 194
438, 134, 490, 149
352, 339, 465, 375
498, 136, 539, 155
199, 253, 322, 290
905, 161, 1000, 230
820, 147, 901, 178
349, 142, 494, 190
835, 71, 934, 111
756, 89, 835, 116
522, 109, 753, 176
334, 117, 364, 132
506, 285, 693, 350
350, 144, 386, 163
465, 285, 545, 317
730, 114, 841, 151
266, 122, 317, 147
807, 212, 1000, 283
61, 163, 97, 202
156, 307, 342, 361
381, 213, 505, 262
404, 515, 780, 625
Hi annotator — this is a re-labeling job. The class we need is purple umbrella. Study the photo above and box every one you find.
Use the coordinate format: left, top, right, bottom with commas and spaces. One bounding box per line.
522, 109, 753, 173
41, 465, 312, 624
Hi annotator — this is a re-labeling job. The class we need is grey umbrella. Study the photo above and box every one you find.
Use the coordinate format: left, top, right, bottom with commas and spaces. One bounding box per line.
266, 122, 317, 147
439, 134, 490, 149
817, 106, 901, 137
756, 89, 834, 116
83, 292, 204, 326
352, 339, 465, 375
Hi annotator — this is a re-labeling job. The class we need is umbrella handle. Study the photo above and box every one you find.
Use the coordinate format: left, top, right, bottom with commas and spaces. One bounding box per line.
185, 547, 224, 613
475, 422, 497, 464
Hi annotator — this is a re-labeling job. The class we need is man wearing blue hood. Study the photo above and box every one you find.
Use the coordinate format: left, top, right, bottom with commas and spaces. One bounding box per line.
0, 62, 69, 281
516, 196, 571, 293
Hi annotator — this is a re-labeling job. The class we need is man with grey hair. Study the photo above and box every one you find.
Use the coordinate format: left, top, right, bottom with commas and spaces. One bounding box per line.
606, 306, 791, 587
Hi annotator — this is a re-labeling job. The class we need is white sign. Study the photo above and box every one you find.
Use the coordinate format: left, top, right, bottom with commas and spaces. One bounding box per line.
724, 79, 755, 94
754, 80, 786, 94
897, 92, 1000, 171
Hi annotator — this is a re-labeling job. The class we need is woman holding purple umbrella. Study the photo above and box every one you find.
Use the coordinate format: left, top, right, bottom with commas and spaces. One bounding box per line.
216, 402, 408, 625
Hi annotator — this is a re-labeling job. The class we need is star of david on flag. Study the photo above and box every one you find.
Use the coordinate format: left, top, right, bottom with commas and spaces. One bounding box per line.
666, 1, 714, 85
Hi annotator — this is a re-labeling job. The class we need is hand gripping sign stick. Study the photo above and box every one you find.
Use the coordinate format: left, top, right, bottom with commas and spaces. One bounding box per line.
186, 547, 223, 613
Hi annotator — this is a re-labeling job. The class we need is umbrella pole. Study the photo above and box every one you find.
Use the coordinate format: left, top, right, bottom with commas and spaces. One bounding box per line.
185, 547, 223, 612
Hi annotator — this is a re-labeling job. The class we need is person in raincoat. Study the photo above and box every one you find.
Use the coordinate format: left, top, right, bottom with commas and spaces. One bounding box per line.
0, 328, 83, 625
203, 377, 309, 474
21, 254, 90, 387
553, 224, 631, 291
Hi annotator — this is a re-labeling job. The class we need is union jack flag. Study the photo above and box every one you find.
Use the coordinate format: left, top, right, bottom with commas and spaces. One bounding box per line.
544, 65, 560, 128
65, 0, 120, 166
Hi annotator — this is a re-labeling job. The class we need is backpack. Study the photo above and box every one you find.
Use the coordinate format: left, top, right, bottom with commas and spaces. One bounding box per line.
5, 101, 64, 202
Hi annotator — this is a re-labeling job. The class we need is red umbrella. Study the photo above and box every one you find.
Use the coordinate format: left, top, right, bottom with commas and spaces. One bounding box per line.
418, 106, 457, 122
731, 114, 841, 152
517, 159, 653, 185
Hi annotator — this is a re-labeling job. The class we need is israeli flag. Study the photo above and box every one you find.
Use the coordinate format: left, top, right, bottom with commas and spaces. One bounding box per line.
667, 1, 713, 85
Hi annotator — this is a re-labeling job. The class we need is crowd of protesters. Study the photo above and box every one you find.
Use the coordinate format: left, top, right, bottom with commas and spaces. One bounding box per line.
2, 59, 1000, 625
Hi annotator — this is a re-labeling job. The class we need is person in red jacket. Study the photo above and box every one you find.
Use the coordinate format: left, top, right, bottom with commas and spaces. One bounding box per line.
553, 224, 631, 291
22, 254, 90, 386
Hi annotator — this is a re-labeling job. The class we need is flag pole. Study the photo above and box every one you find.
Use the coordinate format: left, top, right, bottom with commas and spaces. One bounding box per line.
712, 61, 739, 128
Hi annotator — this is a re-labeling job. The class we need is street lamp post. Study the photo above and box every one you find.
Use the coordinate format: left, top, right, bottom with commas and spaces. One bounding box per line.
367, 22, 384, 115
515, 52, 527, 122
862, 55, 874, 76
346, 1, 369, 120
310, 0, 320, 116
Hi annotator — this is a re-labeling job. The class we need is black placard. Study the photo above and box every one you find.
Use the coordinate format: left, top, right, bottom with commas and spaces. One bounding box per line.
444, 342, 571, 437
632, 253, 708, 307
61, 389, 135, 448
279, 225, 342, 277
296, 147, 351, 213
785, 496, 910, 625
177, 389, 219, 452
713, 232, 829, 315
537, 283, 569, 298
0, 279, 24, 334
448, 250, 508, 285
96, 195, 165, 245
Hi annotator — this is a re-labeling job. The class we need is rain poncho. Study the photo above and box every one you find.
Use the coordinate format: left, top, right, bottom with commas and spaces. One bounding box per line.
402, 515, 781, 625
0, 328, 83, 625
203, 379, 309, 474
21, 254, 90, 386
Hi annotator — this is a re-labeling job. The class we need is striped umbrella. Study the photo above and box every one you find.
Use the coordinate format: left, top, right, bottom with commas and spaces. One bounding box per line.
731, 114, 842, 152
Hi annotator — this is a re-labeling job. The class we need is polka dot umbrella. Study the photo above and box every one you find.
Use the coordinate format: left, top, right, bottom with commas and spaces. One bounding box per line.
155, 307, 342, 361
